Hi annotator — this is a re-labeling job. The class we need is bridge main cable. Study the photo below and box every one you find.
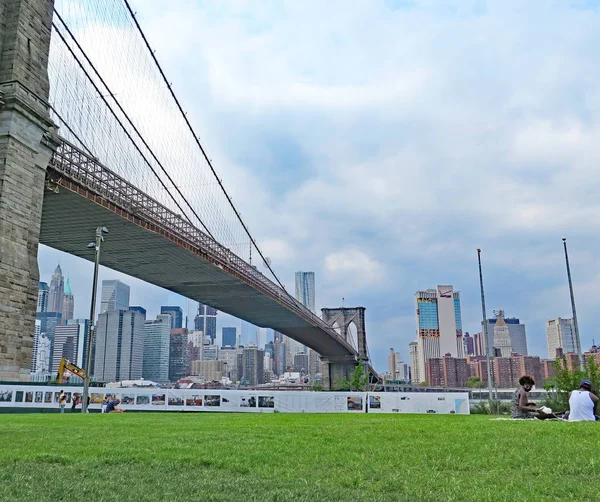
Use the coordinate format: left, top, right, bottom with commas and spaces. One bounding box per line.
122, 0, 287, 291
51, 9, 216, 241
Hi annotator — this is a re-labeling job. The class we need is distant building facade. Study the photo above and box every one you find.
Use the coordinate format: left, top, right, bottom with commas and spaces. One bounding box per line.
100, 280, 130, 313
143, 315, 171, 382
94, 309, 144, 382
160, 306, 183, 330
194, 303, 217, 344
222, 327, 237, 348
546, 317, 576, 359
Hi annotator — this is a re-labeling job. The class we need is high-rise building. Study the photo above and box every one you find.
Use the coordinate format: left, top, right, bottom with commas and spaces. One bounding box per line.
264, 341, 275, 360
240, 320, 258, 347
309, 350, 321, 377
415, 286, 464, 383
160, 306, 183, 329
32, 333, 51, 375
485, 310, 528, 356
100, 280, 130, 313
294, 352, 309, 374
169, 328, 189, 382
222, 327, 237, 348
191, 360, 225, 381
463, 332, 474, 356
129, 306, 147, 318
202, 344, 219, 361
493, 314, 512, 357
143, 315, 171, 383
37, 282, 49, 313
473, 332, 485, 357
240, 346, 265, 385
219, 346, 241, 381
62, 278, 74, 322
35, 311, 62, 372
442, 356, 469, 387
194, 303, 217, 343
64, 319, 89, 369
273, 337, 286, 376
48, 264, 65, 315
388, 349, 397, 380
409, 341, 419, 384
52, 324, 80, 373
493, 355, 521, 388
546, 317, 576, 359
94, 309, 144, 382
295, 271, 316, 313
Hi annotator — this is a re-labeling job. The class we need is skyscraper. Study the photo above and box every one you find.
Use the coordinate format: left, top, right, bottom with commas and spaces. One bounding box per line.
240, 346, 265, 385
143, 315, 171, 382
35, 311, 62, 372
484, 309, 528, 356
295, 271, 316, 313
194, 302, 217, 343
52, 324, 80, 372
100, 280, 130, 313
160, 306, 183, 329
493, 314, 512, 357
37, 282, 49, 313
546, 318, 576, 359
48, 264, 64, 314
94, 309, 144, 382
62, 278, 74, 322
222, 327, 237, 348
169, 328, 189, 382
388, 348, 397, 380
409, 341, 419, 384
66, 319, 90, 369
463, 332, 474, 355
415, 286, 464, 383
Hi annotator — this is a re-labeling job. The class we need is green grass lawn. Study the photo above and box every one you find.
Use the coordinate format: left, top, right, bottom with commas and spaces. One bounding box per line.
0, 413, 598, 501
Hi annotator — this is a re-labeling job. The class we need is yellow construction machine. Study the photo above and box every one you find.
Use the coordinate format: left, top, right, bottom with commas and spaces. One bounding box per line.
55, 358, 86, 383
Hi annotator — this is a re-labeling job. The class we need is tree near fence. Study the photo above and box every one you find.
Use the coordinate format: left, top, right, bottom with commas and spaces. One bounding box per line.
544, 356, 600, 410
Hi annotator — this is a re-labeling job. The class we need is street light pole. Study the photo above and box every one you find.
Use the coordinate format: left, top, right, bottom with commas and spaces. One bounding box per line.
82, 226, 108, 413
477, 249, 494, 408
562, 238, 584, 371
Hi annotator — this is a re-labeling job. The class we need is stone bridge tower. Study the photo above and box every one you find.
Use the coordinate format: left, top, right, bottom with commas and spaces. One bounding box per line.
320, 307, 369, 390
0, 0, 56, 380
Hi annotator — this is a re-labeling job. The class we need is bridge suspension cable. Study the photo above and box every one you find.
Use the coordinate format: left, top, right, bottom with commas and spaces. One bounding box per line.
48, 0, 286, 290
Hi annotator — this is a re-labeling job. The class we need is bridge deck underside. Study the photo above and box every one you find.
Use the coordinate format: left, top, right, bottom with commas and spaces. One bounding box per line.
40, 186, 355, 359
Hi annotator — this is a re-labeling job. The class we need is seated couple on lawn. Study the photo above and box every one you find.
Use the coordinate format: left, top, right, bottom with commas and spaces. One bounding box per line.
512, 375, 599, 421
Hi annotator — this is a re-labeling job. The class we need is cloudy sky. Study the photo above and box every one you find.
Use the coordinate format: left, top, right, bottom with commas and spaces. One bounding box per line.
41, 0, 600, 372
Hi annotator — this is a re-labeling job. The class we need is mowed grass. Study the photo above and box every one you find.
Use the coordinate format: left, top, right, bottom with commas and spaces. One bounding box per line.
0, 413, 598, 502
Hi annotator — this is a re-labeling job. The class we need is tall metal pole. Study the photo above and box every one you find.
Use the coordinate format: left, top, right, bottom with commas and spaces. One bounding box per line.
477, 249, 494, 408
562, 238, 584, 371
82, 227, 107, 413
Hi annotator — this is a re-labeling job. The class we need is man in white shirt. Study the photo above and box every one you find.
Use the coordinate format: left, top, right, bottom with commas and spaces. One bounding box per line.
568, 380, 598, 422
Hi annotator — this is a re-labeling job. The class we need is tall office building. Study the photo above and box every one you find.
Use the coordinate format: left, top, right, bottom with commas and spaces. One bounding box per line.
294, 352, 309, 374
169, 328, 189, 382
160, 306, 183, 329
94, 309, 144, 382
415, 286, 464, 383
32, 333, 52, 375
273, 337, 286, 376
222, 327, 237, 348
129, 306, 147, 318
100, 280, 130, 313
143, 315, 171, 383
66, 319, 90, 369
240, 320, 258, 347
295, 271, 316, 313
240, 346, 265, 386
485, 309, 528, 356
35, 311, 62, 372
388, 348, 397, 379
62, 278, 74, 323
546, 317, 576, 359
493, 314, 512, 357
52, 324, 80, 372
194, 302, 217, 343
37, 282, 49, 313
409, 341, 419, 384
463, 333, 474, 355
48, 264, 65, 315
219, 346, 241, 381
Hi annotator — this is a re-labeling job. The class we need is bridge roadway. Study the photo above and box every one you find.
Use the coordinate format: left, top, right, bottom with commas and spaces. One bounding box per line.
40, 137, 372, 386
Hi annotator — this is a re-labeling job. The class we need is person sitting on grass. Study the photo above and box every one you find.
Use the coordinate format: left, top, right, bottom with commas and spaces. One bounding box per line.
105, 398, 125, 413
567, 380, 599, 422
511, 375, 559, 419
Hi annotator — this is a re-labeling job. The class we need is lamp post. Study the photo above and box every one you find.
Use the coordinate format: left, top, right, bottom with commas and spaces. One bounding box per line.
82, 226, 108, 413
477, 249, 494, 408
562, 238, 584, 371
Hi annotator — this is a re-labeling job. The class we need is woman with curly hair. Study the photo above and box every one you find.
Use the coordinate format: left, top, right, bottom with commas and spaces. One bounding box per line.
511, 375, 557, 419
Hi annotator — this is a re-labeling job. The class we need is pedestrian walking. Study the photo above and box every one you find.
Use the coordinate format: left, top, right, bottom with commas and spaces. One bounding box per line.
59, 390, 66, 413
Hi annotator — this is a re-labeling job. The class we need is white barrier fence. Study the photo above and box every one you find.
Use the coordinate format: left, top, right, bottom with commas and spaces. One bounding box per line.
0, 385, 469, 414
